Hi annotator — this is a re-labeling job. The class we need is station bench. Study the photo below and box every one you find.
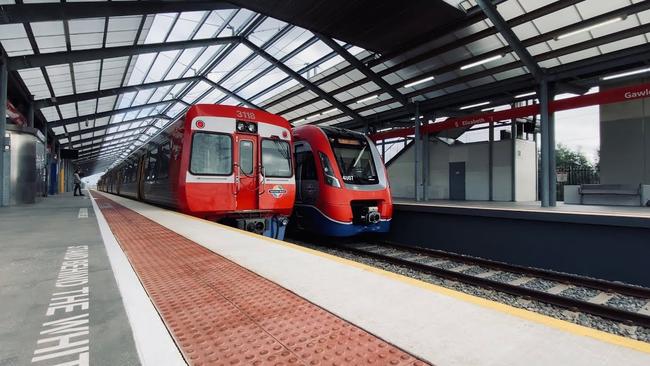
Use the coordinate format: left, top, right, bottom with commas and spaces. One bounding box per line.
579, 184, 643, 206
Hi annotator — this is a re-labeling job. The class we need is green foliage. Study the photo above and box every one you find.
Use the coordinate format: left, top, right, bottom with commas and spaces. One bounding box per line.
556, 144, 595, 171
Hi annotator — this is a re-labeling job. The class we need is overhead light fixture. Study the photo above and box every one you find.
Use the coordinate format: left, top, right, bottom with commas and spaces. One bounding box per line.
404, 76, 435, 88
321, 108, 337, 115
409, 115, 424, 121
515, 92, 537, 99
460, 54, 503, 70
294, 118, 306, 123
459, 101, 490, 110
555, 17, 625, 41
481, 107, 495, 112
356, 94, 379, 103
602, 67, 650, 81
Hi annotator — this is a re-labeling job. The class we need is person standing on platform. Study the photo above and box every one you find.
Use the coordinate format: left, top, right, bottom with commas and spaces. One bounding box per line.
73, 169, 84, 196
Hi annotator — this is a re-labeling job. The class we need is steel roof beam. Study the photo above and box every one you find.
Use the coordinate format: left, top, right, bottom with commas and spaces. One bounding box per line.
296, 20, 650, 127
75, 134, 141, 151
35, 76, 201, 109
317, 34, 409, 106
241, 38, 365, 125
78, 140, 139, 157
201, 78, 260, 109
476, 0, 545, 82
6, 36, 241, 70
69, 125, 160, 147
0, 1, 238, 24
57, 115, 169, 139
49, 100, 176, 128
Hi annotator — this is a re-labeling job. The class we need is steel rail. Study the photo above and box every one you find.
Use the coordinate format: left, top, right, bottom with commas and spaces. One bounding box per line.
296, 239, 650, 329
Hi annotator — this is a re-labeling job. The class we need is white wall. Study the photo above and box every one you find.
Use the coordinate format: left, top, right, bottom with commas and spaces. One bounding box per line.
387, 146, 416, 198
600, 82, 650, 185
388, 138, 536, 202
515, 140, 537, 201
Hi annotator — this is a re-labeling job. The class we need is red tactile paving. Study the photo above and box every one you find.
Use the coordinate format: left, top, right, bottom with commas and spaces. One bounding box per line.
92, 192, 429, 366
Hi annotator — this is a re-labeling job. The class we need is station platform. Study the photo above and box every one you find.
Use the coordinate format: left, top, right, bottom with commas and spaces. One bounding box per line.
389, 199, 650, 288
393, 199, 650, 224
2, 192, 650, 365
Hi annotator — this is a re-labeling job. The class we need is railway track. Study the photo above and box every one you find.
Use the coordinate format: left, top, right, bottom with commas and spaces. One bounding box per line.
293, 238, 650, 329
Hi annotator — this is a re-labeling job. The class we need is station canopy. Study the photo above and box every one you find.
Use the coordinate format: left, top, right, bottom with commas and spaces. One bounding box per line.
0, 0, 649, 173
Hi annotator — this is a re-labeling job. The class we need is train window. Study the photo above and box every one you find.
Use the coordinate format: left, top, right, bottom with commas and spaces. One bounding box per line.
159, 141, 171, 179
261, 139, 292, 178
239, 140, 253, 175
147, 147, 158, 181
190, 132, 232, 175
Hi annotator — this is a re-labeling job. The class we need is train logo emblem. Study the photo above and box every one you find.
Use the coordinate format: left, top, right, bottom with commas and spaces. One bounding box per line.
269, 185, 287, 198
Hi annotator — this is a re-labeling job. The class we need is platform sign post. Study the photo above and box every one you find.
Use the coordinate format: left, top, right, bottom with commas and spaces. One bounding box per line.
414, 102, 422, 202
511, 110, 517, 202
0, 60, 7, 207
27, 95, 34, 129
548, 96, 557, 207
539, 80, 554, 207
489, 121, 494, 201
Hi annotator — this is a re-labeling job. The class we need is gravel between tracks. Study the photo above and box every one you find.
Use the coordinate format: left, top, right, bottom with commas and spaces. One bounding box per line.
292, 240, 650, 343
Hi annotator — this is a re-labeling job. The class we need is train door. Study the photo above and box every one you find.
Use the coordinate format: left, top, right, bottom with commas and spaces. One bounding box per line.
235, 135, 258, 210
295, 143, 319, 205
137, 153, 146, 200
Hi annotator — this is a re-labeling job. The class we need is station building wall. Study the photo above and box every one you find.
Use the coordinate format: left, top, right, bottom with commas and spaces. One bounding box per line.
388, 138, 536, 202
599, 82, 650, 185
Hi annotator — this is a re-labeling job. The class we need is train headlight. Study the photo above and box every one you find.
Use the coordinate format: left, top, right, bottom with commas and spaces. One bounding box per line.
237, 121, 247, 132
246, 122, 257, 133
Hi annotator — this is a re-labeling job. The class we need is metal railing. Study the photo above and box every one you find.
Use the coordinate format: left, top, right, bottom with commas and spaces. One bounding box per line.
556, 165, 600, 201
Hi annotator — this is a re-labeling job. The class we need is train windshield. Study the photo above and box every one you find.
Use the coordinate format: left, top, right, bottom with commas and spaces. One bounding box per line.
262, 139, 292, 178
330, 137, 378, 185
190, 133, 232, 175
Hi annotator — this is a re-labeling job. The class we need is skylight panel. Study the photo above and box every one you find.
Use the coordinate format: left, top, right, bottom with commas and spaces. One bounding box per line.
0, 24, 32, 56
31, 21, 66, 54
193, 10, 234, 40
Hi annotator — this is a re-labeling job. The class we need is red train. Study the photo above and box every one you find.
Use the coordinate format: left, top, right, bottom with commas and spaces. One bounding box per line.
97, 104, 295, 239
291, 125, 392, 236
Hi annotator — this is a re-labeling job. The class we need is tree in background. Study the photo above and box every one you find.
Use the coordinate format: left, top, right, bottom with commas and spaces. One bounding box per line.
556, 144, 596, 172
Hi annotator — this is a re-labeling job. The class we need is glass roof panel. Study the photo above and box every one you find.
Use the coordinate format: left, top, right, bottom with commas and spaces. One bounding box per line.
106, 15, 142, 47
143, 13, 177, 44
46, 65, 74, 96
73, 60, 101, 93
237, 68, 290, 99
97, 56, 128, 88
0, 24, 32, 56
218, 57, 271, 90
193, 10, 235, 39
248, 17, 288, 47
264, 28, 312, 60
167, 11, 206, 42
30, 20, 66, 53
18, 68, 51, 99
68, 18, 104, 50
146, 50, 181, 82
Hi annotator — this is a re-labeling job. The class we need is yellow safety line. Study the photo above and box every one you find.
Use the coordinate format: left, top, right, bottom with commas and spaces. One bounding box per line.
98, 191, 650, 354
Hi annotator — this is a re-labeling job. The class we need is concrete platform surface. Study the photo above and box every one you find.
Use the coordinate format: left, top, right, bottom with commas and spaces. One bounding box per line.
395, 199, 650, 218
0, 192, 140, 366
102, 192, 650, 366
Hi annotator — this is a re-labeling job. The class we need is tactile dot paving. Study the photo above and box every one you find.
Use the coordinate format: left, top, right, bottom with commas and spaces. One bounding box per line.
92, 192, 429, 366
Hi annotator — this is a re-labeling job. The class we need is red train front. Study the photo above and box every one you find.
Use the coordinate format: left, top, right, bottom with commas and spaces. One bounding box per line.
98, 104, 295, 239
291, 125, 392, 237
